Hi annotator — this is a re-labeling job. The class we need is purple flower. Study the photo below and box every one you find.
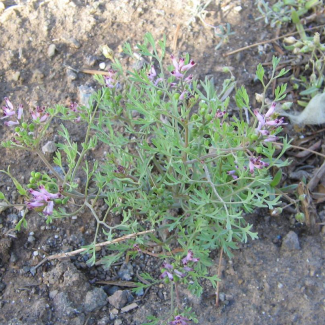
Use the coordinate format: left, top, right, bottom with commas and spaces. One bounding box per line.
104, 69, 118, 88
249, 156, 269, 174
31, 106, 49, 122
170, 55, 196, 79
227, 170, 238, 180
4, 120, 19, 127
182, 250, 199, 266
254, 102, 286, 137
27, 185, 62, 216
216, 109, 226, 118
170, 315, 190, 325
1, 98, 24, 127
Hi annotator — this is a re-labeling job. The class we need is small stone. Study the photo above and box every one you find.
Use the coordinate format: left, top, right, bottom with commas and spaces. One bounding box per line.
121, 302, 138, 313
7, 213, 18, 224
86, 55, 97, 67
99, 62, 106, 70
83, 288, 107, 313
114, 320, 122, 325
281, 231, 300, 251
108, 290, 128, 309
234, 6, 242, 12
33, 251, 39, 256
78, 85, 94, 108
67, 69, 77, 81
118, 263, 134, 281
42, 141, 57, 154
48, 44, 56, 58
11, 71, 20, 81
103, 285, 120, 296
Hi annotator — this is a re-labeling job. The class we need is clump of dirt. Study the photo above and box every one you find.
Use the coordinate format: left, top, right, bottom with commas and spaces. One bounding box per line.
1, 1, 325, 324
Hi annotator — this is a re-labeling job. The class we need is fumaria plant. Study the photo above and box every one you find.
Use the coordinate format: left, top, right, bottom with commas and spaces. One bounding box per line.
1, 33, 290, 323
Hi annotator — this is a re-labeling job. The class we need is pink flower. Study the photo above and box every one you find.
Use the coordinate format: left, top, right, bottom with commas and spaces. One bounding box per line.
4, 120, 19, 127
1, 98, 24, 127
27, 185, 62, 216
227, 170, 238, 180
104, 69, 118, 88
31, 106, 49, 122
182, 250, 199, 265
249, 156, 269, 174
148, 66, 157, 81
170, 315, 190, 325
170, 55, 196, 79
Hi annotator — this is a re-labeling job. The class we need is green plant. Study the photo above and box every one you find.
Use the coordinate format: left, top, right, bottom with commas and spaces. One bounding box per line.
1, 33, 291, 324
255, 0, 323, 28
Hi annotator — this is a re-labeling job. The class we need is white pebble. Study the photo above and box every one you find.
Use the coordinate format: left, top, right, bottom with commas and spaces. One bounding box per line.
99, 62, 106, 70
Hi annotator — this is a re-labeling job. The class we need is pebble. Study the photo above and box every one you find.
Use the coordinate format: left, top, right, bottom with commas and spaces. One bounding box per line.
114, 320, 122, 325
118, 263, 134, 281
42, 141, 57, 154
67, 69, 77, 81
108, 290, 128, 309
27, 236, 36, 243
99, 62, 106, 70
48, 44, 56, 58
83, 287, 108, 313
281, 231, 300, 251
78, 85, 94, 107
7, 213, 18, 224
120, 302, 138, 313
86, 55, 97, 66
11, 71, 20, 82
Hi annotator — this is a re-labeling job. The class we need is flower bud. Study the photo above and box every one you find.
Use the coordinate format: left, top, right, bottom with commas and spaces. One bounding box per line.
283, 36, 297, 44
313, 32, 320, 45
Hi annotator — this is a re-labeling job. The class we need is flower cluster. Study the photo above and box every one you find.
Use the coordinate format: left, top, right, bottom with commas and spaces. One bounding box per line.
160, 250, 199, 281
1, 97, 23, 127
254, 102, 286, 142
30, 106, 49, 123
104, 69, 118, 88
170, 315, 190, 325
147, 66, 163, 86
249, 156, 269, 174
170, 55, 196, 79
27, 185, 62, 216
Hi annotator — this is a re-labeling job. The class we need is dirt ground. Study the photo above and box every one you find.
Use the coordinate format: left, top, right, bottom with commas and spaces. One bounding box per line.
1, 0, 325, 324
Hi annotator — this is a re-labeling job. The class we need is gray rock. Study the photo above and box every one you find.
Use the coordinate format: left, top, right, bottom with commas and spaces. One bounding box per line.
67, 69, 78, 81
7, 213, 18, 224
78, 85, 94, 108
83, 287, 107, 313
42, 141, 57, 154
282, 231, 300, 251
108, 290, 128, 309
118, 263, 134, 281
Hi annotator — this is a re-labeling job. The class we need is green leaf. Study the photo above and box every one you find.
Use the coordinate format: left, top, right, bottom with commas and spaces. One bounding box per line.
299, 87, 319, 95
272, 56, 281, 71
0, 191, 5, 200
256, 63, 265, 83
274, 83, 287, 101
235, 86, 250, 108
270, 169, 282, 187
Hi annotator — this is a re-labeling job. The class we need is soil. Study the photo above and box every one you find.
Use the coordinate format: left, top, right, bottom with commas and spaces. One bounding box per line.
1, 0, 325, 324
